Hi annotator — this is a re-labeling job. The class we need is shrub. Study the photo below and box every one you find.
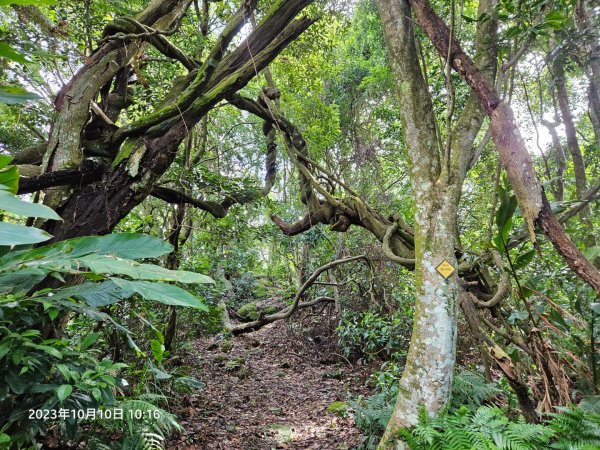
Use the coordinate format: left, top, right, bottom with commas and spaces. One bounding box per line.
337, 310, 411, 362
0, 180, 212, 448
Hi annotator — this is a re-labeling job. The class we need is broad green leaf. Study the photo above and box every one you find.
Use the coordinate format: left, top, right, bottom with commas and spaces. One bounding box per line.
583, 246, 600, 261
495, 186, 517, 231
0, 267, 46, 294
55, 364, 70, 381
24, 342, 62, 358
46, 281, 133, 308
544, 10, 565, 29
151, 339, 165, 364
548, 308, 569, 331
76, 254, 213, 284
0, 222, 51, 246
0, 86, 41, 104
56, 384, 72, 402
0, 42, 28, 64
47, 307, 59, 320
80, 332, 101, 351
0, 166, 18, 193
0, 190, 61, 220
1, 233, 173, 269
149, 366, 172, 380
110, 278, 208, 310
174, 376, 205, 390
28, 383, 58, 393
0, 155, 12, 170
0, 432, 9, 444
514, 249, 536, 270
6, 370, 25, 393
545, 11, 565, 21
62, 233, 174, 259
508, 310, 528, 323
590, 303, 600, 315
580, 395, 600, 414
0, 343, 10, 360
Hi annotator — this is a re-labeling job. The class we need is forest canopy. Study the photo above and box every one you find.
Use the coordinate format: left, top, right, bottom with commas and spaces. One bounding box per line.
1, 0, 600, 449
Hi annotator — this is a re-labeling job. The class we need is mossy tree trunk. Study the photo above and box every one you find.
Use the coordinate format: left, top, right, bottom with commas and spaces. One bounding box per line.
33, 0, 315, 242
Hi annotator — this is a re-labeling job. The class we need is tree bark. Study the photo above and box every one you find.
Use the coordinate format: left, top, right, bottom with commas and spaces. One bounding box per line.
41, 0, 315, 242
576, 0, 600, 144
552, 54, 593, 229
373, 1, 499, 446
41, 0, 193, 209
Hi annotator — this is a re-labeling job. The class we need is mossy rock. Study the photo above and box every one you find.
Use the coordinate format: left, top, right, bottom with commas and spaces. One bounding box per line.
326, 401, 349, 416
263, 305, 279, 315
237, 302, 259, 321
251, 284, 268, 298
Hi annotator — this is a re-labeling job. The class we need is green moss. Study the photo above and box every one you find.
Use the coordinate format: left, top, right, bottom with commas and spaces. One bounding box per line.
263, 306, 279, 315
221, 340, 233, 353
224, 356, 245, 372
327, 401, 349, 416
237, 302, 259, 321
112, 138, 136, 168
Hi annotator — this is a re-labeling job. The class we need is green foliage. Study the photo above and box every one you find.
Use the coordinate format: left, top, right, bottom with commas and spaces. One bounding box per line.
0, 233, 212, 309
0, 42, 28, 64
493, 178, 518, 252
0, 160, 58, 245
399, 406, 554, 450
353, 368, 600, 450
400, 405, 600, 450
450, 370, 502, 412
0, 0, 57, 5
87, 395, 183, 450
337, 310, 411, 362
0, 201, 210, 446
350, 391, 394, 450
237, 302, 259, 321
327, 401, 349, 416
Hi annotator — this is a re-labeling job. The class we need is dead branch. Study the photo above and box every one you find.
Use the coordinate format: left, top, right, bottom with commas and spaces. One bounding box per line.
222, 255, 366, 335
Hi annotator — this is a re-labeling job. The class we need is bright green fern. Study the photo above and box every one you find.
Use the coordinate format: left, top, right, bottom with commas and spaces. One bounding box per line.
399, 405, 600, 450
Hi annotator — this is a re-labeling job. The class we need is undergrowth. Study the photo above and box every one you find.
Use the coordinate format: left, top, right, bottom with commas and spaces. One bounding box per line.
352, 369, 600, 449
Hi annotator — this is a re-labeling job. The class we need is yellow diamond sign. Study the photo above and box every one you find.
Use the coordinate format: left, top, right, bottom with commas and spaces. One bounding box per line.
436, 259, 455, 279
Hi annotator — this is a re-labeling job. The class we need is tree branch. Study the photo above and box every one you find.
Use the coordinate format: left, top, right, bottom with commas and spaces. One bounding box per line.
223, 255, 366, 335
408, 0, 600, 295
17, 160, 105, 195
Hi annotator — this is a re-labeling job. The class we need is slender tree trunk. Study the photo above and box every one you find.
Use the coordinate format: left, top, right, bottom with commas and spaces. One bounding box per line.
541, 118, 566, 202
163, 203, 188, 351
552, 55, 593, 230
379, 192, 460, 448
576, 0, 600, 144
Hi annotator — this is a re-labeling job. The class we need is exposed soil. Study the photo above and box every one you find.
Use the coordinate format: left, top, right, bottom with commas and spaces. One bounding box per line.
169, 320, 375, 449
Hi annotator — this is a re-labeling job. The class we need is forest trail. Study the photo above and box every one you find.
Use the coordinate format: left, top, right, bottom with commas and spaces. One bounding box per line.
170, 321, 373, 449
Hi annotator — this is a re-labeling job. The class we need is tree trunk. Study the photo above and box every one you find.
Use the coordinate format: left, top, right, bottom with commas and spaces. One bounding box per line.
41, 0, 315, 242
576, 0, 600, 144
379, 192, 460, 449
552, 54, 593, 231
374, 1, 496, 446
41, 0, 192, 209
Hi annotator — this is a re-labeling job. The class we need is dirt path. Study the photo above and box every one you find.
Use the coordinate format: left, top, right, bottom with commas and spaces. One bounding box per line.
170, 321, 373, 449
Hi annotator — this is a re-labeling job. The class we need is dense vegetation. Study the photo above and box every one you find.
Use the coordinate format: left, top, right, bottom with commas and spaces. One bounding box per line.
1, 0, 600, 448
